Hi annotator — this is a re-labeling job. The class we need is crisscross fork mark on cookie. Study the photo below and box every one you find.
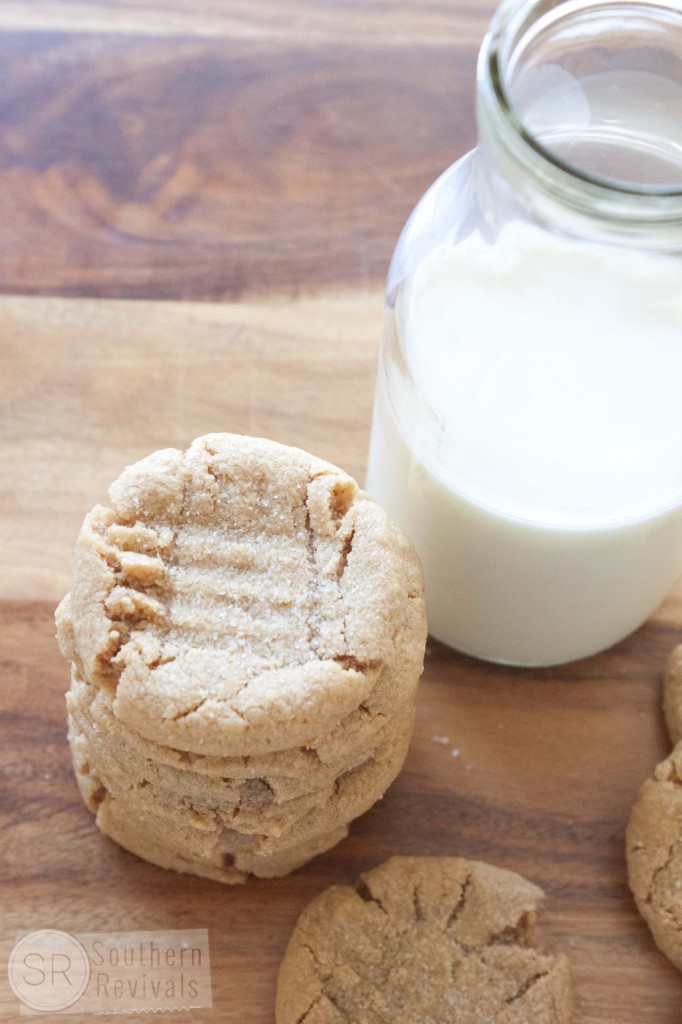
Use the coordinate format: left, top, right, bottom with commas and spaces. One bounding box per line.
57, 434, 425, 757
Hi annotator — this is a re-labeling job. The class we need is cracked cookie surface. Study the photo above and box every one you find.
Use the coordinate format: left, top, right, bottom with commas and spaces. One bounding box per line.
276, 856, 573, 1024
67, 702, 414, 848
66, 666, 415, 803
96, 791, 349, 883
627, 742, 682, 971
56, 433, 426, 757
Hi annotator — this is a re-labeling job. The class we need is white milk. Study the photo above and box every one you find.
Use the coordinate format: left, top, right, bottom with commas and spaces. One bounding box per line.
365, 225, 682, 665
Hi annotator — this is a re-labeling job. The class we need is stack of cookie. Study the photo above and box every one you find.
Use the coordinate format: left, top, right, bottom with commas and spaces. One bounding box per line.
57, 433, 426, 883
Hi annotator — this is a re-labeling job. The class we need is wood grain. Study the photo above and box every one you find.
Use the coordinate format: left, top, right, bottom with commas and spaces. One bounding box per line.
0, 2, 495, 46
0, 30, 478, 300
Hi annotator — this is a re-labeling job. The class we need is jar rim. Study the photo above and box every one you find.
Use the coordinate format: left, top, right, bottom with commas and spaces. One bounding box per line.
478, 0, 682, 203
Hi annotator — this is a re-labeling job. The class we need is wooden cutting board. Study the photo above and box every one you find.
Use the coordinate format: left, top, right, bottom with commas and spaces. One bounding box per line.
1, 292, 681, 1023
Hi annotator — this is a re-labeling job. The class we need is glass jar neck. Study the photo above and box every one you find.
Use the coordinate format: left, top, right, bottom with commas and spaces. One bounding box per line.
476, 0, 682, 250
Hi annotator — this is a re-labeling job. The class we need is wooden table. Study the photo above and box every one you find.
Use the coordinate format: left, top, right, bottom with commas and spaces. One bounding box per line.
1, 3, 680, 1021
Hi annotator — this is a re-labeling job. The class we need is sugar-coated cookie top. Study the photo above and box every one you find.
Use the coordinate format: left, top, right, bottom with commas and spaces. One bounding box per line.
276, 855, 573, 1024
56, 433, 426, 757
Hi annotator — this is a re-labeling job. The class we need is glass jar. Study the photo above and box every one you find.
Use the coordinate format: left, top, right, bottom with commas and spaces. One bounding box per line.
365, 0, 682, 667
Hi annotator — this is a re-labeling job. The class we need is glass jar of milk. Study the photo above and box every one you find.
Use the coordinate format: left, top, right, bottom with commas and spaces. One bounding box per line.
365, 0, 682, 666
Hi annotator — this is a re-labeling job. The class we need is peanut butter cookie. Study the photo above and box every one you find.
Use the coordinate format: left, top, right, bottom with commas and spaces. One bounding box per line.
57, 433, 426, 758
627, 741, 682, 971
663, 643, 682, 745
67, 674, 415, 830
67, 704, 413, 849
276, 856, 573, 1024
